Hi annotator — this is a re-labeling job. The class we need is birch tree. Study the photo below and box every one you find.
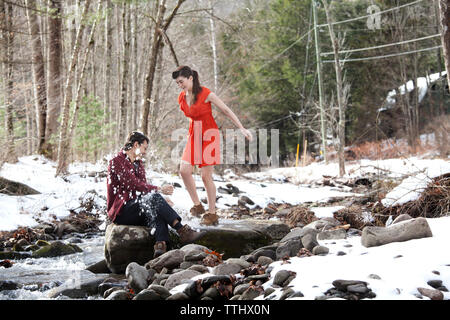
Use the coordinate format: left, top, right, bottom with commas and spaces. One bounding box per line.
56, 0, 92, 176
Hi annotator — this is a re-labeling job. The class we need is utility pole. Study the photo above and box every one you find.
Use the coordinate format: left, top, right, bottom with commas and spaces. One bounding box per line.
313, 0, 327, 163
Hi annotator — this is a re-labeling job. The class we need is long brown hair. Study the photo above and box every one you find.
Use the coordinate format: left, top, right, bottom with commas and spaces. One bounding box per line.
172, 65, 202, 103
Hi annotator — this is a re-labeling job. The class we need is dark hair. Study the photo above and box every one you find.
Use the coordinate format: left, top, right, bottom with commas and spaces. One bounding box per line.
124, 131, 149, 151
172, 65, 202, 103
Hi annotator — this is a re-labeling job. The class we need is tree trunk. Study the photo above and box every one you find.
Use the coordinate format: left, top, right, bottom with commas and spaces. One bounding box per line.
119, 2, 130, 143
140, 0, 186, 136
322, 0, 346, 177
439, 0, 450, 92
141, 0, 166, 136
1, 1, 17, 163
208, 0, 218, 92
25, 0, 48, 156
46, 0, 63, 159
68, 0, 101, 150
56, 0, 92, 176
103, 0, 113, 147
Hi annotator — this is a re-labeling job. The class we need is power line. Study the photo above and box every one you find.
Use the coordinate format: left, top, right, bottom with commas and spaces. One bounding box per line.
317, 0, 425, 28
321, 33, 441, 56
322, 45, 443, 63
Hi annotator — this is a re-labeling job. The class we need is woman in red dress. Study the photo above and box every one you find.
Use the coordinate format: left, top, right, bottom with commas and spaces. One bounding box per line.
172, 66, 252, 226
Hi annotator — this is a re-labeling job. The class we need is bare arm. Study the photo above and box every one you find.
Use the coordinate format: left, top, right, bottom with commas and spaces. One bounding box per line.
206, 92, 253, 141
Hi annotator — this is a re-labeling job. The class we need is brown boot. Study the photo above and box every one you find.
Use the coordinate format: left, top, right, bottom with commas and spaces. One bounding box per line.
190, 203, 205, 217
177, 224, 205, 244
153, 241, 167, 258
200, 212, 219, 226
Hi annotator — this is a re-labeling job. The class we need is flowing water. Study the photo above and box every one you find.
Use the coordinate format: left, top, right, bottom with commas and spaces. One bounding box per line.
0, 233, 105, 300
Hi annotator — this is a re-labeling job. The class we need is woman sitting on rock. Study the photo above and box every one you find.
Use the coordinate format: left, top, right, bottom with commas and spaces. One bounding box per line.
106, 131, 204, 258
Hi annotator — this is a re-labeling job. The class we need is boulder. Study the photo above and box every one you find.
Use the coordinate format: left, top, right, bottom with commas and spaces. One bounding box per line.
104, 224, 178, 274
361, 217, 432, 248
195, 223, 272, 259
86, 259, 111, 274
0, 176, 40, 195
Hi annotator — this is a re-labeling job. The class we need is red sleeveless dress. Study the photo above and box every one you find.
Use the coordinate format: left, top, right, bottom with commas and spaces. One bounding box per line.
178, 87, 221, 167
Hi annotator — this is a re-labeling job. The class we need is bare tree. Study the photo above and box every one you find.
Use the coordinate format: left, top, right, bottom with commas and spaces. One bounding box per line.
46, 0, 63, 159
1, 0, 17, 163
56, 0, 92, 176
439, 0, 450, 91
322, 0, 348, 177
140, 0, 186, 136
118, 1, 130, 143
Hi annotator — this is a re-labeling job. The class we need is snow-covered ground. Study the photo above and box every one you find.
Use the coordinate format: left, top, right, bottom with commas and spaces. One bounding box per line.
1, 154, 449, 300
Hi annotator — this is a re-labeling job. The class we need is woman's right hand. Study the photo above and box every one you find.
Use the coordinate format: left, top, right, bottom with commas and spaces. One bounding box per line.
160, 185, 174, 195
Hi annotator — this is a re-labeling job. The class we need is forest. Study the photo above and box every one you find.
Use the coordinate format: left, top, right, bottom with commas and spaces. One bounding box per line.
0, 0, 449, 175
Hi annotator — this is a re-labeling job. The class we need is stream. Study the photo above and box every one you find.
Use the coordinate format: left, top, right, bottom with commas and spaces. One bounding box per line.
0, 232, 106, 300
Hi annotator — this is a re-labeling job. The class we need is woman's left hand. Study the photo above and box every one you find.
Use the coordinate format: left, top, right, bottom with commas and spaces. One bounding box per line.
240, 128, 253, 141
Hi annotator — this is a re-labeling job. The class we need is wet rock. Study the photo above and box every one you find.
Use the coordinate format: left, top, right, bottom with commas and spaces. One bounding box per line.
361, 217, 432, 248
417, 287, 444, 300
98, 282, 125, 297
103, 287, 123, 299
0, 251, 31, 260
31, 241, 80, 258
35, 240, 51, 247
126, 262, 151, 294
47, 274, 108, 299
145, 249, 185, 273
86, 259, 111, 274
164, 270, 201, 291
0, 280, 19, 291
106, 290, 130, 300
